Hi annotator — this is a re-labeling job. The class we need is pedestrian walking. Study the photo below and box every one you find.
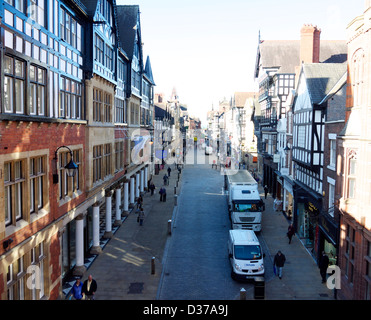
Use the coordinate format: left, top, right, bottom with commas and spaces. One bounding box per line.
167, 166, 171, 177
137, 194, 143, 209
287, 223, 295, 244
264, 185, 268, 199
82, 275, 97, 300
159, 187, 165, 202
319, 251, 330, 283
68, 278, 84, 300
162, 187, 167, 202
149, 182, 156, 196
273, 251, 286, 279
163, 174, 169, 186
138, 208, 145, 226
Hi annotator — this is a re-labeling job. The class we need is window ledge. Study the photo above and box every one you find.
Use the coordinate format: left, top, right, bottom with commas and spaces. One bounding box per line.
30, 208, 49, 224
58, 190, 82, 207
327, 164, 336, 171
6, 219, 29, 238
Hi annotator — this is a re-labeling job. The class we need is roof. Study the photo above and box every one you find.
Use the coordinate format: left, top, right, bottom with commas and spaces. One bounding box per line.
302, 62, 347, 104
233, 92, 256, 107
256, 40, 347, 75
229, 229, 259, 244
144, 56, 155, 85
116, 5, 140, 59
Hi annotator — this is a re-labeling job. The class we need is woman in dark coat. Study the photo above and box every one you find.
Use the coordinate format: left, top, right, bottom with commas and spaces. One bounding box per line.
287, 224, 295, 244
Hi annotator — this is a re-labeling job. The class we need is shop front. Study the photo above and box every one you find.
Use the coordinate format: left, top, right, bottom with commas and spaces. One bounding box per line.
318, 214, 339, 266
294, 183, 322, 260
282, 176, 294, 220
263, 156, 278, 198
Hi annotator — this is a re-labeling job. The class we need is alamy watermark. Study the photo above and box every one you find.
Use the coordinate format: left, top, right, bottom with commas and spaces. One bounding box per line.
326, 265, 341, 290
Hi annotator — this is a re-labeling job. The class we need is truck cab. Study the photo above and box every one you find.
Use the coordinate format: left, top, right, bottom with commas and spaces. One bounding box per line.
226, 171, 265, 232
228, 230, 265, 281
230, 187, 265, 232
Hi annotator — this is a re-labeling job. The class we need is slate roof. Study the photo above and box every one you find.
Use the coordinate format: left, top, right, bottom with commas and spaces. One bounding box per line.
256, 40, 347, 74
302, 62, 347, 104
116, 5, 140, 60
144, 56, 155, 85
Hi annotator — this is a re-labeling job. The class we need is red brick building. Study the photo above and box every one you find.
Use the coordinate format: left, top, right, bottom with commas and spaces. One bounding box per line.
336, 1, 371, 300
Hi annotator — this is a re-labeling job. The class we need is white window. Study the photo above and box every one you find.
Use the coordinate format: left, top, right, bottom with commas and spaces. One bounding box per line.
328, 182, 335, 217
329, 138, 337, 169
348, 158, 357, 199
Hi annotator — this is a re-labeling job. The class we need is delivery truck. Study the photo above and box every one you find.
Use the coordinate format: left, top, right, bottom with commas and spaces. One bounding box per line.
225, 170, 265, 232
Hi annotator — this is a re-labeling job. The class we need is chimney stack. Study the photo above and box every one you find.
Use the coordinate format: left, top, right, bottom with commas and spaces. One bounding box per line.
300, 24, 321, 64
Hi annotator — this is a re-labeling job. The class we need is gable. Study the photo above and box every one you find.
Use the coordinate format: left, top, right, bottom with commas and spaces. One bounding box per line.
295, 71, 312, 112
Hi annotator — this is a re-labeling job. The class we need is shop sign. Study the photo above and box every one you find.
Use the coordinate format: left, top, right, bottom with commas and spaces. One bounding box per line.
307, 202, 318, 213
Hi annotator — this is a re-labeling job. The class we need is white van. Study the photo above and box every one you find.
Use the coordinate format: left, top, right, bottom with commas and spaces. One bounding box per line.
228, 230, 265, 281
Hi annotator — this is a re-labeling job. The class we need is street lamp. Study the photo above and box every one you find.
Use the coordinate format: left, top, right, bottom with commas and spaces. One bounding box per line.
53, 146, 78, 184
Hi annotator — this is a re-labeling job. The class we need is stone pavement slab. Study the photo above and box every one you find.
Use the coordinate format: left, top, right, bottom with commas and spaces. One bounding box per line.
76, 164, 181, 300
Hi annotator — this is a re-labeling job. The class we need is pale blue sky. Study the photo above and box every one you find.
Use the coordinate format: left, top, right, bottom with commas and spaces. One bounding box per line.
117, 0, 364, 124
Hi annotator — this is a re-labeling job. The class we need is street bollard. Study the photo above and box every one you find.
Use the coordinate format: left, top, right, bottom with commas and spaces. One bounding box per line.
151, 257, 155, 274
174, 186, 177, 194
174, 195, 178, 206
168, 219, 172, 235
240, 288, 246, 300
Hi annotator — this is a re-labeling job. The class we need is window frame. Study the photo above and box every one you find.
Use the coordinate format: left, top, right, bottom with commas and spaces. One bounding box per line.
3, 55, 26, 114
4, 160, 25, 227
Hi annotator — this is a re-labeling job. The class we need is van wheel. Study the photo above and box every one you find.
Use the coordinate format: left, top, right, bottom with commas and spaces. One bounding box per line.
231, 271, 237, 281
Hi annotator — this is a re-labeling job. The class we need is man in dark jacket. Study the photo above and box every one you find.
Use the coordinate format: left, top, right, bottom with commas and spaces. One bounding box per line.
319, 251, 330, 283
273, 251, 286, 279
82, 275, 97, 300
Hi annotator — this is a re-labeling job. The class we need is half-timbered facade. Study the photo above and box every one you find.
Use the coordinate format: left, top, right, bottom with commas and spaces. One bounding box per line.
254, 39, 298, 199
292, 62, 347, 260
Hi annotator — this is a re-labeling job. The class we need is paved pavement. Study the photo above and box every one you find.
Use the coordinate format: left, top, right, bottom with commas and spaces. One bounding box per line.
67, 161, 335, 300
258, 185, 335, 300
73, 164, 181, 300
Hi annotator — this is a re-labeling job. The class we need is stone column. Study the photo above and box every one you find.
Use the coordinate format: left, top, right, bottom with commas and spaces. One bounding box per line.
130, 176, 135, 207
140, 169, 144, 194
114, 185, 122, 226
90, 202, 102, 255
144, 166, 148, 191
136, 172, 140, 199
103, 191, 113, 239
73, 214, 86, 276
123, 181, 129, 216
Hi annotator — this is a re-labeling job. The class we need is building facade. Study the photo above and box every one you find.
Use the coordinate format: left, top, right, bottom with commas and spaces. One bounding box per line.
0, 0, 155, 300
292, 62, 346, 261
336, 1, 371, 300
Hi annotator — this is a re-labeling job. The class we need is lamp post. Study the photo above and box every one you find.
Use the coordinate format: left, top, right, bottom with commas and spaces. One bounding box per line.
53, 145, 78, 184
